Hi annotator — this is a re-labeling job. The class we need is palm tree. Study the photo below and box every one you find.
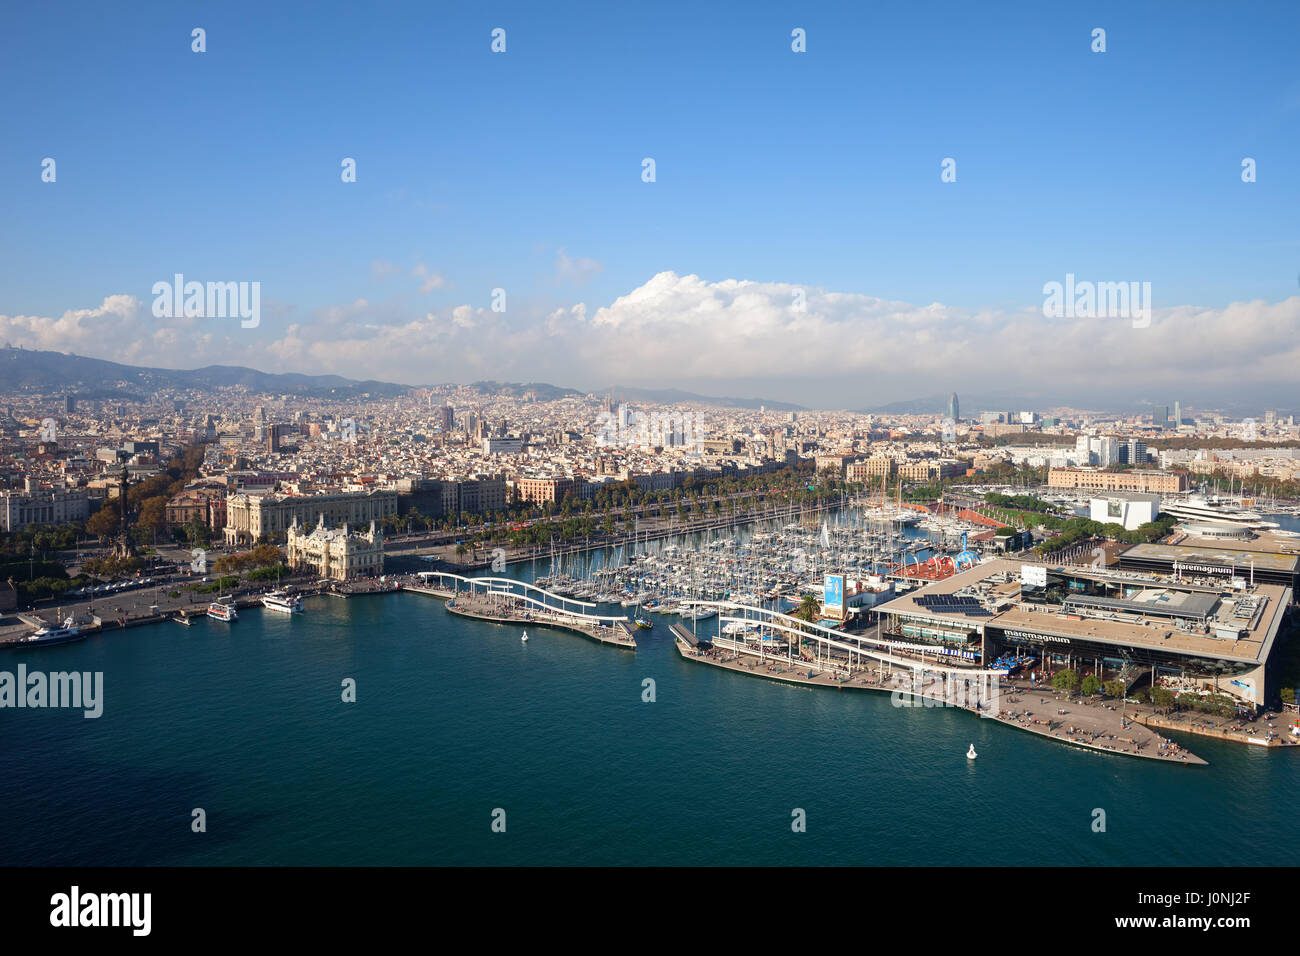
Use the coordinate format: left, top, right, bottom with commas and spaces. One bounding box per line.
793, 593, 820, 622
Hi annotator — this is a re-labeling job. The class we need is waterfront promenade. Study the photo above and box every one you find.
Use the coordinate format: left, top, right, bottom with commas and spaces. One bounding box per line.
1136, 710, 1300, 748
0, 575, 383, 642
671, 625, 1205, 765
442, 593, 636, 648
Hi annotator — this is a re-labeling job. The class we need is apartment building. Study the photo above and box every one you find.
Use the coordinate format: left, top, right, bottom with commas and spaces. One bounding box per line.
846, 457, 896, 482
514, 477, 581, 506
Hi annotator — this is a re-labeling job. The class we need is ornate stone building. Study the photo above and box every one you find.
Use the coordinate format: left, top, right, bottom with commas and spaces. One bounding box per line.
285, 516, 384, 582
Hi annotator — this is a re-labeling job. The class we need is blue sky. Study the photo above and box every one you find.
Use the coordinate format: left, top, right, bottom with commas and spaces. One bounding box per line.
1, 1, 1298, 408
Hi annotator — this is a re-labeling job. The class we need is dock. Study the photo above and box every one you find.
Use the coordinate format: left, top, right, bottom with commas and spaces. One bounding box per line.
404, 572, 636, 650
670, 620, 1205, 765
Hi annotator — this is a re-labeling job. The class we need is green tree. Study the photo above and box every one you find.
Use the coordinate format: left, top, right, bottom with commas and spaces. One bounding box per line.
1051, 668, 1080, 694
85, 503, 120, 541
792, 593, 820, 623
138, 495, 169, 536
1080, 675, 1101, 697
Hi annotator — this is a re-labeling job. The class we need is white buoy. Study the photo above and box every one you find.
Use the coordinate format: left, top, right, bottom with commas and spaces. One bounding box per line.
967, 744, 978, 760
521, 630, 529, 643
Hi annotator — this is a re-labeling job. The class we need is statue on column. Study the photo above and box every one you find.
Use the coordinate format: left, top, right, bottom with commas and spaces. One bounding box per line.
112, 468, 137, 559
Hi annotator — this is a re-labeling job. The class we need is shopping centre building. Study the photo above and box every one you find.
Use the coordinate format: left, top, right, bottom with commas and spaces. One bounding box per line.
876, 555, 1294, 709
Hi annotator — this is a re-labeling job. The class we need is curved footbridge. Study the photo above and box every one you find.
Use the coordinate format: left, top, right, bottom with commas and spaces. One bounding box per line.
404, 572, 636, 649
673, 602, 1204, 764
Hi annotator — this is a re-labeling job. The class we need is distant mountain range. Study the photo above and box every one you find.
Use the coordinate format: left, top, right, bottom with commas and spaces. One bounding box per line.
1, 347, 410, 399
465, 381, 585, 402
1, 348, 805, 411
468, 380, 804, 410
594, 385, 804, 411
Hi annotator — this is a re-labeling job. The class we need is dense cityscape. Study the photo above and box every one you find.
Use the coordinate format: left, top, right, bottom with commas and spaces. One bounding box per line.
4, 352, 1298, 740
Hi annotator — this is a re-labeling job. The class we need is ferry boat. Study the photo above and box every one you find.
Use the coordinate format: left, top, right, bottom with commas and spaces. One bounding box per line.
16, 617, 85, 648
261, 590, 304, 613
207, 598, 238, 622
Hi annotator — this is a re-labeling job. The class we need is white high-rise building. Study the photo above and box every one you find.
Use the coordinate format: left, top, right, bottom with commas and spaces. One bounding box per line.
1092, 437, 1119, 466
1074, 435, 1092, 464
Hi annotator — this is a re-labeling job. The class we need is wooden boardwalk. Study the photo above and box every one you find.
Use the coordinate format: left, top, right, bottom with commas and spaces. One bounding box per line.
404, 583, 636, 650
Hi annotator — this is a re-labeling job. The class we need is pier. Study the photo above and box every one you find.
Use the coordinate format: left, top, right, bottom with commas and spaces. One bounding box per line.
670, 604, 1205, 764
405, 572, 636, 649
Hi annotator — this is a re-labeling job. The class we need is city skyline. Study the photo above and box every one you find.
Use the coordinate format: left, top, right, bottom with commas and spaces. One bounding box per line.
3, 342, 1295, 420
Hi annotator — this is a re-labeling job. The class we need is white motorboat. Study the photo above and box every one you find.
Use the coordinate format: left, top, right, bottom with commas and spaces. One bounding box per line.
261, 590, 304, 613
17, 617, 85, 647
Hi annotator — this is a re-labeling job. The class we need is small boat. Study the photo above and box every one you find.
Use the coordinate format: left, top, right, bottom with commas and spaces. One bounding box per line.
634, 617, 653, 629
207, 598, 238, 622
174, 614, 193, 627
967, 744, 978, 760
521, 630, 529, 643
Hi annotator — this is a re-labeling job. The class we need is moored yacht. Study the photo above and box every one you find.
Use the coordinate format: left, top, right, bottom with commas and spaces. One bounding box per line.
261, 590, 304, 613
15, 617, 85, 648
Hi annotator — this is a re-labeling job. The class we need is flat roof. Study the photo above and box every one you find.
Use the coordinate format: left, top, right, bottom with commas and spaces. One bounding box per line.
1062, 590, 1219, 621
1121, 540, 1300, 574
881, 557, 1291, 664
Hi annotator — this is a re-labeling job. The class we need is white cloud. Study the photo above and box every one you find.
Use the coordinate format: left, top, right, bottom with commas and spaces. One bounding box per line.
3, 273, 1297, 406
553, 248, 603, 285
412, 263, 447, 293
370, 260, 400, 281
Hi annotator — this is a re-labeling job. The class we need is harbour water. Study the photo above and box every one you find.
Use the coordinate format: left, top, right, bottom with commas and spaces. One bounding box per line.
2, 569, 1297, 866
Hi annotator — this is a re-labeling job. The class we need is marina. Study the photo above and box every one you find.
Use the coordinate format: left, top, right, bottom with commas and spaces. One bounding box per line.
528, 495, 997, 619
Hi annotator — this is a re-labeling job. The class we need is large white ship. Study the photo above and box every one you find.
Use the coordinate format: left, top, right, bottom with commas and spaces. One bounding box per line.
1161, 495, 1288, 538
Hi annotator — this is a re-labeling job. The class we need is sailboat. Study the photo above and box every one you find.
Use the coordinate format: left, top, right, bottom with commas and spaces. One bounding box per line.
967, 744, 978, 760
521, 630, 529, 643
